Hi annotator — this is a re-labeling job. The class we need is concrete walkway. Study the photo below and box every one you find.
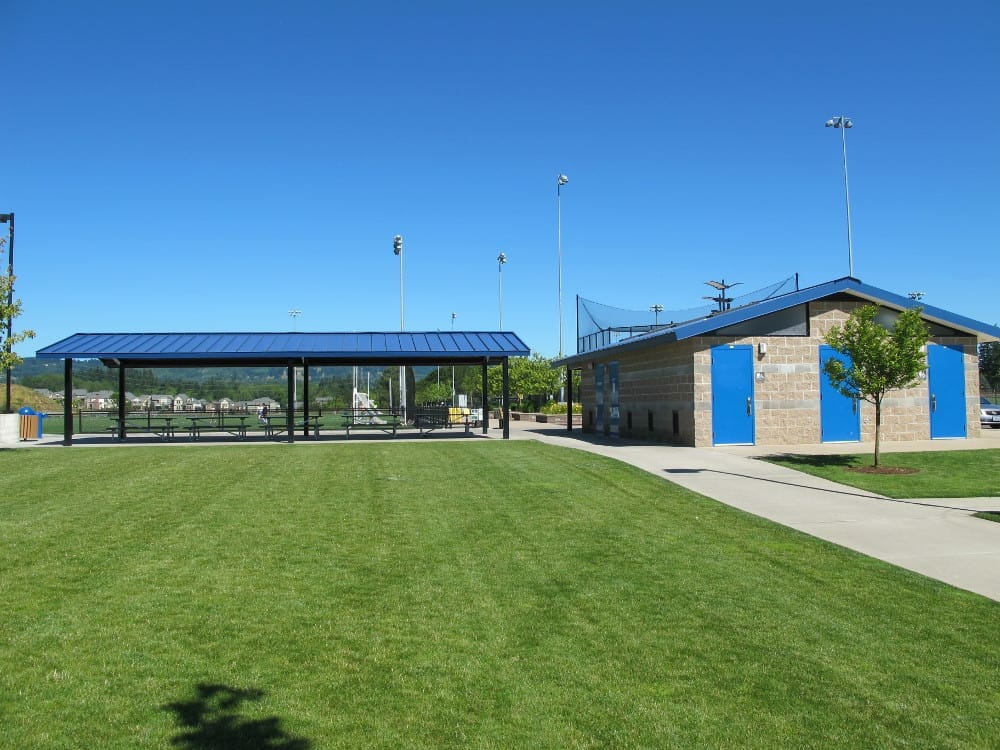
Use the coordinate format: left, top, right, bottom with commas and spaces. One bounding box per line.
508, 421, 1000, 602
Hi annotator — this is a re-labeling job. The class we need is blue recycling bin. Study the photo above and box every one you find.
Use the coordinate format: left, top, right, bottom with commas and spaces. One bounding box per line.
37, 412, 48, 438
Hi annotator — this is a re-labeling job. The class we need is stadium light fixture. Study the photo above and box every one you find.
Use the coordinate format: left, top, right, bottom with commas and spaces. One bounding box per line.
825, 116, 855, 278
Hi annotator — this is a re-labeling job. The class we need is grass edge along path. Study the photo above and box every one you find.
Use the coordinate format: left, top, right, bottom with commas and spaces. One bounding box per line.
1, 442, 998, 749
760, 448, 1000, 498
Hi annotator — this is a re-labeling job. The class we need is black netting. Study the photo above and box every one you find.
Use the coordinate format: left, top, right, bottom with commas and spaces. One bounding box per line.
577, 275, 799, 353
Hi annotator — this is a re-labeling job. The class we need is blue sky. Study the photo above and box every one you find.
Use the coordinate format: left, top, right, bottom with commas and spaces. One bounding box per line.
5, 1, 998, 359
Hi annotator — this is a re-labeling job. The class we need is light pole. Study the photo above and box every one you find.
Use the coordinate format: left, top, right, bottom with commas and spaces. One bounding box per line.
0, 212, 12, 413
556, 174, 568, 356
497, 252, 507, 328
825, 116, 854, 277
451, 312, 457, 404
649, 303, 663, 326
288, 309, 301, 409
393, 235, 407, 422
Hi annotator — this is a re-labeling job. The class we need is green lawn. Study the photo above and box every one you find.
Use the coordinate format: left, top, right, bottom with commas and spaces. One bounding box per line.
761, 449, 1000, 498
2, 442, 998, 749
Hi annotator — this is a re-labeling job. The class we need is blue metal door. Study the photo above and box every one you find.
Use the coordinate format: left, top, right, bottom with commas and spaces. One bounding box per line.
711, 345, 754, 445
820, 345, 860, 442
928, 344, 967, 439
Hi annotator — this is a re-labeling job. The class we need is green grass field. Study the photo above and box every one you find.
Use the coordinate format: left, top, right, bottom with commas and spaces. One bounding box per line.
2, 442, 998, 748
762, 449, 1000, 498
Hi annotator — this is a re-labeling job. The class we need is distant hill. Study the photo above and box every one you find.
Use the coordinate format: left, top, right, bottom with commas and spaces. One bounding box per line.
8, 384, 60, 412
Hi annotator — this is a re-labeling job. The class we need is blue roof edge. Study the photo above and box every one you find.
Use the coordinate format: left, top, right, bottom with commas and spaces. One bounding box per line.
36, 331, 531, 360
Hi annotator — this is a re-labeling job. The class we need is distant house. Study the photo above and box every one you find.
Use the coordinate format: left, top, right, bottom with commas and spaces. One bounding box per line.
142, 394, 173, 410
173, 393, 198, 411
85, 390, 116, 409
557, 277, 1000, 447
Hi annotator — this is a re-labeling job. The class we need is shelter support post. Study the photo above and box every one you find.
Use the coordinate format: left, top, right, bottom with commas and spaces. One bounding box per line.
481, 360, 489, 435
302, 363, 310, 437
286, 364, 295, 443
63, 358, 73, 446
566, 364, 573, 432
118, 366, 127, 438
502, 357, 510, 440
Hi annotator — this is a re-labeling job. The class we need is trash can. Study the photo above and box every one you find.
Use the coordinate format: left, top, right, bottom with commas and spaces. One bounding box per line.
37, 412, 48, 438
18, 406, 38, 441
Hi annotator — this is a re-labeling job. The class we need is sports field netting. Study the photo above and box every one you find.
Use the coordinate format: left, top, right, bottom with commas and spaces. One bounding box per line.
576, 275, 798, 353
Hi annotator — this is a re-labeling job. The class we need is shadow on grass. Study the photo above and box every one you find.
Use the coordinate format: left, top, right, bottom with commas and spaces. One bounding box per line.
756, 453, 860, 469
163, 683, 311, 749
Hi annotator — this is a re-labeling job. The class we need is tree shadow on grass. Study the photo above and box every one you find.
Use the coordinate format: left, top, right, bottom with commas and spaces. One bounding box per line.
163, 683, 311, 749
756, 453, 860, 469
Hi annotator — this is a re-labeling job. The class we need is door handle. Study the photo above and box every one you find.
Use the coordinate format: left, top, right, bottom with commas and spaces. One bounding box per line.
930, 394, 937, 412
852, 398, 858, 414
746, 397, 752, 416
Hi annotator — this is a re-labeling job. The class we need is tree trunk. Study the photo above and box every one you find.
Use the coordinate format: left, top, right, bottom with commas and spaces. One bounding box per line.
873, 398, 882, 467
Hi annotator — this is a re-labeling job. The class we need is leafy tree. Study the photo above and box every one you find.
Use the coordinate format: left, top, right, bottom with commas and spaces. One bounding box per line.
457, 354, 562, 411
980, 342, 1000, 392
414, 370, 454, 405
824, 305, 929, 467
510, 353, 562, 410
1, 237, 35, 386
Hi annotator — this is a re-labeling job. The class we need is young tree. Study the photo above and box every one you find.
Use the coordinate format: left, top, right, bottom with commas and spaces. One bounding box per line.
1, 236, 36, 385
823, 304, 929, 467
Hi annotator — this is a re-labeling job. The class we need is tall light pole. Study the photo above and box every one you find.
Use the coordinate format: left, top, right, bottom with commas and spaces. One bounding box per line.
825, 116, 855, 277
451, 312, 457, 404
497, 252, 507, 328
393, 235, 407, 422
649, 303, 663, 326
556, 174, 568, 357
288, 309, 301, 409
0, 212, 13, 413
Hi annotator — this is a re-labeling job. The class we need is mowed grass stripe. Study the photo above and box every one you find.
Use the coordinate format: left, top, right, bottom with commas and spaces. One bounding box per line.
1, 442, 997, 749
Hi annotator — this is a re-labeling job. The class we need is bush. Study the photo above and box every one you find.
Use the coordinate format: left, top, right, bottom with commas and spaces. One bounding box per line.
539, 401, 582, 414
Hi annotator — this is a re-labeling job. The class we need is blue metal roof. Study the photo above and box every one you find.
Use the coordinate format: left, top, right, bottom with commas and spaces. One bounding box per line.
36, 331, 530, 365
557, 277, 1000, 365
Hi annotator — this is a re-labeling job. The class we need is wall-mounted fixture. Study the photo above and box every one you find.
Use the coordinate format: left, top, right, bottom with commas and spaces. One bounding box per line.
758, 342, 767, 357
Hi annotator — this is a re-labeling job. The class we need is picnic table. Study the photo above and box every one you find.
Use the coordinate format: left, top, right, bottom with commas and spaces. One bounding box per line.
263, 414, 324, 438
342, 409, 401, 438
186, 414, 249, 440
108, 415, 177, 441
